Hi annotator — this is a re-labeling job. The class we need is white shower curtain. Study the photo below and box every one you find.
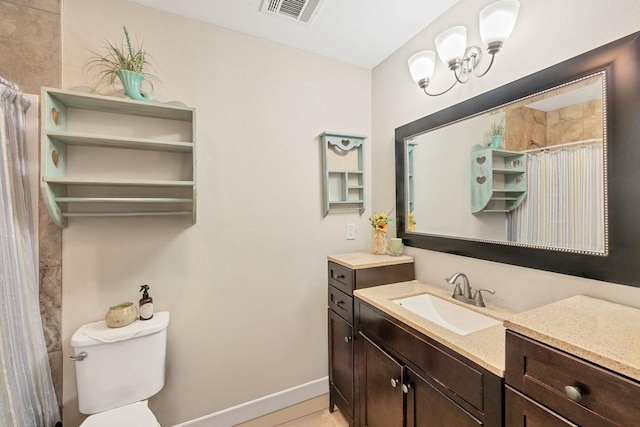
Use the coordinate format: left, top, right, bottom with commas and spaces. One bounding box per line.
0, 77, 60, 426
508, 144, 604, 252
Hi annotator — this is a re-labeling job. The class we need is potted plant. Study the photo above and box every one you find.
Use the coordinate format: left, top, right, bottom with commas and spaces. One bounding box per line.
486, 119, 506, 149
86, 26, 157, 102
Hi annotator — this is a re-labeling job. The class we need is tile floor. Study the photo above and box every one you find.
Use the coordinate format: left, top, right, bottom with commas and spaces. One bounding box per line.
278, 409, 349, 427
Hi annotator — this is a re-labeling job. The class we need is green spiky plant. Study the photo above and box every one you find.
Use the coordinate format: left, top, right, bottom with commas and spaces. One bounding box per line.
86, 26, 158, 89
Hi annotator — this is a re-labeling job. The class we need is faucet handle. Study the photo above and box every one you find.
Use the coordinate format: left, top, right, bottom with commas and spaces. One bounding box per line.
446, 277, 463, 296
473, 288, 495, 307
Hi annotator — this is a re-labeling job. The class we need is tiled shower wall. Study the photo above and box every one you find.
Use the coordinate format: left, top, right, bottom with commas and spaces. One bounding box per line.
0, 0, 63, 405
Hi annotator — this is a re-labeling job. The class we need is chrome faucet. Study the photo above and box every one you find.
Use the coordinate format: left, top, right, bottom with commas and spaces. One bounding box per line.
445, 273, 495, 307
446, 272, 472, 299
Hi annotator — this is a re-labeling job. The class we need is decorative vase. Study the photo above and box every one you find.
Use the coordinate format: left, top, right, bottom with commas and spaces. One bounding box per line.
105, 302, 138, 328
492, 135, 503, 149
371, 230, 388, 255
116, 70, 154, 102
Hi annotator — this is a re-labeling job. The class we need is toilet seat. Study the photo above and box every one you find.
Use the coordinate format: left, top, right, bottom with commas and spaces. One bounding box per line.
80, 401, 159, 426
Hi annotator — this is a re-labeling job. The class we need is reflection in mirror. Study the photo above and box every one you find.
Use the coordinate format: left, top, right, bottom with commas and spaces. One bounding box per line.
406, 73, 606, 255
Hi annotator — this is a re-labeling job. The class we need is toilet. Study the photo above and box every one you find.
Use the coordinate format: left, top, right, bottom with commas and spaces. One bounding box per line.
71, 311, 170, 426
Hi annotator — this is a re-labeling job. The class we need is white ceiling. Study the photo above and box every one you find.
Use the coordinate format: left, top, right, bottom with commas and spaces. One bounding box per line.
128, 0, 459, 69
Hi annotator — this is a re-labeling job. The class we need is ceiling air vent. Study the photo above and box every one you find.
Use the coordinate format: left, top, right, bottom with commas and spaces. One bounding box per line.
261, 0, 326, 25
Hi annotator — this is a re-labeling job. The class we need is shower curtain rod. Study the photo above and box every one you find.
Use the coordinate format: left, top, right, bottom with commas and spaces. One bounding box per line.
523, 138, 603, 153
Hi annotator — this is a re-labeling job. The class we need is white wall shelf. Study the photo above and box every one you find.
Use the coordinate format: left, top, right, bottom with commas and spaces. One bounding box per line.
41, 88, 197, 227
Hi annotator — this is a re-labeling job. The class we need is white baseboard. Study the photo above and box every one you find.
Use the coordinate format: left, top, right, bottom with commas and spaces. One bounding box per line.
172, 377, 329, 427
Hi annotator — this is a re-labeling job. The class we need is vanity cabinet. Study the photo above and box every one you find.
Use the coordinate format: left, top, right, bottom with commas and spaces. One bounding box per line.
40, 88, 196, 227
356, 300, 503, 427
505, 331, 640, 426
470, 148, 526, 213
327, 254, 414, 427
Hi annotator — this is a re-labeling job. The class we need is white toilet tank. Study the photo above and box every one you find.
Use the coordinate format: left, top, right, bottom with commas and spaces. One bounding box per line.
71, 311, 170, 414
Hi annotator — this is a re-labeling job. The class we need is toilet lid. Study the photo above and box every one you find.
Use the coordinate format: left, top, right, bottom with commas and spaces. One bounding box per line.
80, 401, 159, 427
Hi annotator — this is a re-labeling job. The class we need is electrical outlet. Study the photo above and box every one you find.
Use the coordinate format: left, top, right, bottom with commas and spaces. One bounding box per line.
346, 223, 356, 240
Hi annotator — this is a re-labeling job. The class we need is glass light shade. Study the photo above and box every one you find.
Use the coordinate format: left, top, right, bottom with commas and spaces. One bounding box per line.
408, 50, 436, 83
435, 26, 467, 65
479, 0, 520, 45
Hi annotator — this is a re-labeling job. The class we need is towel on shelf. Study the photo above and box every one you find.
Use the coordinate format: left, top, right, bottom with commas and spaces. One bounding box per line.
84, 318, 148, 343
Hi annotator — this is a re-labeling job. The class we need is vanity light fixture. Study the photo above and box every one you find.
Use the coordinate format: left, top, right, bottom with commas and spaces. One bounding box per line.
408, 0, 520, 96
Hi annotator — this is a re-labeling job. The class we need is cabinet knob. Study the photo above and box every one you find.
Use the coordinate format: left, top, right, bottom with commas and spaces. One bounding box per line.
336, 274, 345, 280
401, 383, 412, 394
390, 378, 400, 388
564, 385, 582, 402
344, 336, 352, 343
334, 299, 345, 306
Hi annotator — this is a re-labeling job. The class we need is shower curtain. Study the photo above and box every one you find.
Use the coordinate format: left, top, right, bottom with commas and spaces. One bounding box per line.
0, 77, 60, 426
508, 144, 604, 252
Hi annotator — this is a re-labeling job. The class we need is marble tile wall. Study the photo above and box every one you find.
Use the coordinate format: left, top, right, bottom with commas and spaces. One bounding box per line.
504, 99, 603, 152
546, 99, 603, 145
0, 0, 63, 408
504, 106, 547, 152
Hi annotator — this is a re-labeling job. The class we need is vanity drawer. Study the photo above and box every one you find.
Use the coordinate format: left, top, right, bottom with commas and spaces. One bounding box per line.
328, 261, 354, 295
328, 261, 415, 296
328, 285, 353, 323
506, 331, 640, 426
505, 386, 575, 426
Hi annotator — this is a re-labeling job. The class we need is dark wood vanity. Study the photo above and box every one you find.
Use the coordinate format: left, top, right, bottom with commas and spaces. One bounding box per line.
356, 300, 503, 427
327, 254, 415, 427
327, 254, 640, 427
502, 295, 640, 427
505, 331, 640, 426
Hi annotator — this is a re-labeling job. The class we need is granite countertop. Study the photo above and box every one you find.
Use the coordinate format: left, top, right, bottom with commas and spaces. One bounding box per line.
505, 295, 640, 382
355, 280, 640, 382
354, 280, 515, 377
328, 252, 414, 269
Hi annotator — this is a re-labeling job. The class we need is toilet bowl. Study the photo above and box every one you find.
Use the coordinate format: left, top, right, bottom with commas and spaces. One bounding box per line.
71, 312, 170, 427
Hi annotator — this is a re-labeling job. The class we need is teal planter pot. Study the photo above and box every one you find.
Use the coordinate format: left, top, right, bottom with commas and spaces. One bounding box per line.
116, 70, 154, 102
492, 135, 503, 149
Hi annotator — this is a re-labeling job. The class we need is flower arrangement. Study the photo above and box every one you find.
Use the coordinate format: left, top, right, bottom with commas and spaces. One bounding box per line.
408, 213, 416, 232
369, 211, 392, 233
369, 209, 393, 254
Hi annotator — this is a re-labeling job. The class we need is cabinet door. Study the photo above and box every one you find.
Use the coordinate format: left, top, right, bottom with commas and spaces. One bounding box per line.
328, 309, 354, 417
505, 386, 576, 427
359, 334, 404, 427
406, 368, 482, 427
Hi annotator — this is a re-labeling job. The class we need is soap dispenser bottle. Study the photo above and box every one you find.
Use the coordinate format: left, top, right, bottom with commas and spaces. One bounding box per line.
139, 284, 154, 320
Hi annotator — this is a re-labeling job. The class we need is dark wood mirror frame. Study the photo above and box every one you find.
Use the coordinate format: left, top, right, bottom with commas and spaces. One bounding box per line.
395, 31, 640, 287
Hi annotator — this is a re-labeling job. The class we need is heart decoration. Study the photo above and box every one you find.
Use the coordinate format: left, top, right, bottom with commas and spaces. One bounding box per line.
51, 150, 59, 167
51, 108, 59, 126
476, 156, 486, 165
341, 139, 351, 147
476, 176, 487, 184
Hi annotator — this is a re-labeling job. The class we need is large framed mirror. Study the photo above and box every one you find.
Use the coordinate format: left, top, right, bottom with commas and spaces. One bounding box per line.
395, 31, 640, 287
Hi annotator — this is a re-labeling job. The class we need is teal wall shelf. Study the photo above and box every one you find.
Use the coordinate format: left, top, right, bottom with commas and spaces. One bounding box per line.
321, 132, 366, 216
471, 147, 526, 213
41, 88, 197, 227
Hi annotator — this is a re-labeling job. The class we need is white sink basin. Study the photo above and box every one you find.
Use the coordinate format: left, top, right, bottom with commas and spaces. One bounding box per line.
392, 293, 502, 336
